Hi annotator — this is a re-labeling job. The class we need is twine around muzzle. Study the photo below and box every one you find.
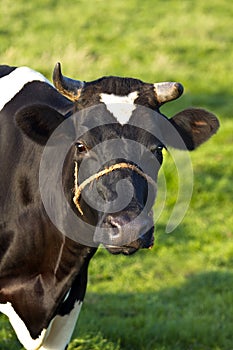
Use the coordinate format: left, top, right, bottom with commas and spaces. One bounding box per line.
73, 161, 156, 216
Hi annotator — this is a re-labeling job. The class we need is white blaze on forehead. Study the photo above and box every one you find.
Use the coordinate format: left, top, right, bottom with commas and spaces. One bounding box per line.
100, 91, 139, 124
0, 66, 52, 111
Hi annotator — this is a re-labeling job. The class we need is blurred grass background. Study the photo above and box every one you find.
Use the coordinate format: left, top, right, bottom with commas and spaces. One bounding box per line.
0, 0, 232, 349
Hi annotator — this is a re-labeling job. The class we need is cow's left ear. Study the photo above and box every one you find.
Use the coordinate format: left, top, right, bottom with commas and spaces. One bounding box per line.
169, 108, 220, 150
15, 104, 65, 145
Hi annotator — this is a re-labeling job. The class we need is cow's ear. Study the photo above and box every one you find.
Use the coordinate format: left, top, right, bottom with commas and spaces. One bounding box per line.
169, 108, 219, 150
15, 104, 65, 145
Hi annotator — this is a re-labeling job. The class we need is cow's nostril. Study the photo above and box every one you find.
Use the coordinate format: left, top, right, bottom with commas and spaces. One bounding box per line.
107, 214, 130, 228
107, 216, 122, 237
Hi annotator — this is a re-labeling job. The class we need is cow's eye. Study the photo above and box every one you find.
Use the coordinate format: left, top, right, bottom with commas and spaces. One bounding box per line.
150, 144, 164, 154
156, 145, 164, 152
75, 141, 87, 153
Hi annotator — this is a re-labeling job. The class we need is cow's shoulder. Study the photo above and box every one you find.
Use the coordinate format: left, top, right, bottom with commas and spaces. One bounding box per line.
0, 65, 73, 116
0, 65, 17, 78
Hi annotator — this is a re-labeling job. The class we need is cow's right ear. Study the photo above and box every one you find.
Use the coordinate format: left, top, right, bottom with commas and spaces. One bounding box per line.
15, 104, 65, 145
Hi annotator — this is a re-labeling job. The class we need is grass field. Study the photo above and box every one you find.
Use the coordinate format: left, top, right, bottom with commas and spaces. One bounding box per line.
0, 0, 232, 349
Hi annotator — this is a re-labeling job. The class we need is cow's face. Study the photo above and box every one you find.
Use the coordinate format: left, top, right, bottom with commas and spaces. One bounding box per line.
16, 63, 219, 255
67, 121, 162, 255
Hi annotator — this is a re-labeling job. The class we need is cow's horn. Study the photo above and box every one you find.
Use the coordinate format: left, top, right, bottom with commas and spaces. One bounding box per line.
53, 62, 85, 101
154, 82, 183, 104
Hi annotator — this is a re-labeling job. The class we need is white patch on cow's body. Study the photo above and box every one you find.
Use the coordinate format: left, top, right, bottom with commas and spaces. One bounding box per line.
100, 91, 139, 124
39, 301, 83, 350
0, 302, 46, 350
0, 300, 82, 350
0, 66, 52, 111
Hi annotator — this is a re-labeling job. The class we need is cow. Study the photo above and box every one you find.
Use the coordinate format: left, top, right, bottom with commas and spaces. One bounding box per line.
0, 63, 219, 350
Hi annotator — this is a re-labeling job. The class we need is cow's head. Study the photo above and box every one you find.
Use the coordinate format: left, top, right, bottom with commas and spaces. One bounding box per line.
16, 63, 219, 255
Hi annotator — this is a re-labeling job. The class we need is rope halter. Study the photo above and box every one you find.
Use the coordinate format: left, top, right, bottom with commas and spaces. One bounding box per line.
73, 161, 156, 216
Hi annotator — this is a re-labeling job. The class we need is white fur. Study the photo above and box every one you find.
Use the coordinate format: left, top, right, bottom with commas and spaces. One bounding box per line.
39, 301, 82, 350
0, 302, 46, 350
100, 91, 139, 124
0, 300, 82, 350
0, 66, 52, 111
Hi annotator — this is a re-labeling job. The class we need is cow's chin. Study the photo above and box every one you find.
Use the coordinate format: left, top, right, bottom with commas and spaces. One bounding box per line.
104, 229, 154, 256
104, 244, 139, 255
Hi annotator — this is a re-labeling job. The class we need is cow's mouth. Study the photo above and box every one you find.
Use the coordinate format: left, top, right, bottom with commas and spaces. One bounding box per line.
104, 228, 154, 255
104, 245, 139, 255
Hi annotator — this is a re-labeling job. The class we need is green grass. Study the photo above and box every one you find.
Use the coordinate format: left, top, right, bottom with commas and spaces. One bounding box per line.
0, 0, 232, 349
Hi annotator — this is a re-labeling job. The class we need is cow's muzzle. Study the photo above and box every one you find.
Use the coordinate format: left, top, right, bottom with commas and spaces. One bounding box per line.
95, 212, 154, 255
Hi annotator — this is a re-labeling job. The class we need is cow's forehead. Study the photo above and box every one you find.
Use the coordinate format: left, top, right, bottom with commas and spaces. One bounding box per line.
84, 76, 152, 95
99, 91, 139, 125
77, 76, 158, 125
78, 120, 161, 150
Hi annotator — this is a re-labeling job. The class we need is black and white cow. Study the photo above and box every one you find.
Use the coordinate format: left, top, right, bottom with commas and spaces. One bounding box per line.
0, 63, 219, 350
